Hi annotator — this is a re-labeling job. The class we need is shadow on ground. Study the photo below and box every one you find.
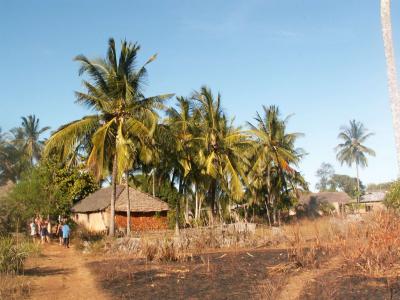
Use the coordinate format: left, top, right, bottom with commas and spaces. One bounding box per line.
24, 267, 72, 277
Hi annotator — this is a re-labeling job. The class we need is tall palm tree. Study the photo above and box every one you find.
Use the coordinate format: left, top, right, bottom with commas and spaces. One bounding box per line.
192, 86, 250, 217
336, 120, 375, 202
381, 0, 400, 172
12, 115, 50, 165
165, 97, 195, 231
247, 105, 305, 224
44, 38, 173, 236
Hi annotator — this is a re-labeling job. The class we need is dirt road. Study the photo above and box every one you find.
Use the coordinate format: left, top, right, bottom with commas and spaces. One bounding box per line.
25, 243, 109, 300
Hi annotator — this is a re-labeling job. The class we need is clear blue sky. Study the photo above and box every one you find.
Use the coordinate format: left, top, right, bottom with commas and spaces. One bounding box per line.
1, 0, 398, 190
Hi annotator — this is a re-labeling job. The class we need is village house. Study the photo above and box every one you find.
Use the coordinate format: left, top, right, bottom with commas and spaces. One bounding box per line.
298, 192, 352, 216
72, 185, 169, 232
359, 191, 386, 212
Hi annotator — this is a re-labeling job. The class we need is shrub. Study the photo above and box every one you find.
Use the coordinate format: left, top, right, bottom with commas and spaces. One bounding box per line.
142, 241, 158, 261
74, 225, 105, 253
384, 181, 399, 210
0, 237, 39, 274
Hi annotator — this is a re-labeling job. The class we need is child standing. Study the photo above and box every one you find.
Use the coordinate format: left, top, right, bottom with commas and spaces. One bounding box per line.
56, 222, 63, 245
29, 219, 37, 242
62, 222, 71, 248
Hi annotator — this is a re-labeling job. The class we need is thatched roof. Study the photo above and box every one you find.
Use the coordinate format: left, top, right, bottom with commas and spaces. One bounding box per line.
72, 185, 169, 213
299, 192, 352, 205
360, 191, 386, 203
115, 187, 169, 212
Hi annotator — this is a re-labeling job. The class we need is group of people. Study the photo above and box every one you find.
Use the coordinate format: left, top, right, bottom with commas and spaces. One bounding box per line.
29, 216, 71, 248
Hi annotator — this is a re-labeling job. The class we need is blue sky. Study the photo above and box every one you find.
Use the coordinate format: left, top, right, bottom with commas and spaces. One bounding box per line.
1, 0, 398, 190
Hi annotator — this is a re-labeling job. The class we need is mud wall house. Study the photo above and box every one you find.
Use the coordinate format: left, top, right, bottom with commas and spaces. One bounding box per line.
298, 192, 352, 216
359, 191, 386, 212
71, 185, 169, 232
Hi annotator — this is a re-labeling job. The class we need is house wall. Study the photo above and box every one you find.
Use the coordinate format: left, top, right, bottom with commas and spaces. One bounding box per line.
359, 202, 386, 213
73, 211, 109, 232
115, 211, 168, 231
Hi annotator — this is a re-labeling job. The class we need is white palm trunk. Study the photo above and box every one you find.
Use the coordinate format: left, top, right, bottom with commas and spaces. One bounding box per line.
381, 0, 400, 173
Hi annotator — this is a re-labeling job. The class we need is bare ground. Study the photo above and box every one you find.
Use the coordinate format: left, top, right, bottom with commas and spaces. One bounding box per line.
88, 248, 289, 300
25, 243, 109, 300
22, 241, 400, 299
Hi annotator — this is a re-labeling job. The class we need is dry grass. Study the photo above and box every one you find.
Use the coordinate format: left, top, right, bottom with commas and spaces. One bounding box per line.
0, 275, 32, 299
83, 211, 400, 278
340, 211, 400, 276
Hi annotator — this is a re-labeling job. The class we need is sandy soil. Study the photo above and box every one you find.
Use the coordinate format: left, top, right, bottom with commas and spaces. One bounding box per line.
277, 256, 342, 300
25, 243, 109, 300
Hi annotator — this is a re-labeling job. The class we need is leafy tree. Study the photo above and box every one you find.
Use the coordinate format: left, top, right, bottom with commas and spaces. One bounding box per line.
384, 180, 400, 210
330, 174, 365, 199
315, 162, 335, 192
367, 182, 393, 192
4, 161, 98, 231
336, 120, 375, 202
44, 38, 173, 236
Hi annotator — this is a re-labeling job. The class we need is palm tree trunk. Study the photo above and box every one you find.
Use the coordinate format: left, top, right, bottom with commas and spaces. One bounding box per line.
356, 162, 360, 203
126, 170, 131, 236
175, 177, 183, 235
265, 200, 271, 227
381, 0, 400, 172
210, 179, 217, 216
185, 193, 189, 224
195, 184, 199, 220
109, 153, 117, 237
152, 168, 155, 197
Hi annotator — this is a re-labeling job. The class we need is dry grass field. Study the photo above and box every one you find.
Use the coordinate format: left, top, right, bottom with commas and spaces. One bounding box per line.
7, 211, 400, 299
80, 211, 400, 299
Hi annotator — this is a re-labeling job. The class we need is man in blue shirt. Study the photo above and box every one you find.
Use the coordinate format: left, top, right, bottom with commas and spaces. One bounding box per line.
62, 222, 71, 248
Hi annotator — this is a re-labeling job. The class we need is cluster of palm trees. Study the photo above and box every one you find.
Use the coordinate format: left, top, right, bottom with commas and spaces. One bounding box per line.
43, 38, 307, 236
0, 115, 49, 184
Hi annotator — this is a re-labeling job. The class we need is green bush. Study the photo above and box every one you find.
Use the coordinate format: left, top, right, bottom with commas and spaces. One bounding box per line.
384, 181, 399, 210
0, 237, 39, 274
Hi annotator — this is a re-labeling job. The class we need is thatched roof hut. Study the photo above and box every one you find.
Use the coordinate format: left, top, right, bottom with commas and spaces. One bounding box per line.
72, 185, 169, 213
299, 192, 352, 205
72, 185, 169, 232
298, 192, 352, 216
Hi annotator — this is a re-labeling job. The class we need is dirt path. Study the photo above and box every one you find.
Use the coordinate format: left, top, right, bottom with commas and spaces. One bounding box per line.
277, 256, 343, 300
25, 243, 109, 300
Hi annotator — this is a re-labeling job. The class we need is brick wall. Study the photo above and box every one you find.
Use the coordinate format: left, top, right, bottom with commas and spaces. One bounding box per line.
115, 211, 168, 231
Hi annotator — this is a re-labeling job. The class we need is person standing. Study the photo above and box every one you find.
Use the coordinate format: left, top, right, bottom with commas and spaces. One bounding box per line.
39, 218, 48, 244
29, 219, 37, 242
62, 222, 71, 248
56, 222, 63, 246
46, 219, 52, 243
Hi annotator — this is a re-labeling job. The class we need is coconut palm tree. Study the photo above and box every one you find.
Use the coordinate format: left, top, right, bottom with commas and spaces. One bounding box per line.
11, 115, 50, 165
381, 0, 400, 173
192, 86, 250, 217
336, 120, 375, 202
165, 97, 195, 231
44, 38, 173, 236
247, 105, 305, 224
